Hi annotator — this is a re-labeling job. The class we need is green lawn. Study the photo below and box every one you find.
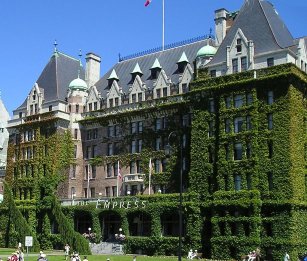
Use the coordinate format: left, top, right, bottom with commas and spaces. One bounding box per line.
0, 249, 190, 261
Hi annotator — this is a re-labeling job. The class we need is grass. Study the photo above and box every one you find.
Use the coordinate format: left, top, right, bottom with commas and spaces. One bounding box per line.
0, 249, 190, 261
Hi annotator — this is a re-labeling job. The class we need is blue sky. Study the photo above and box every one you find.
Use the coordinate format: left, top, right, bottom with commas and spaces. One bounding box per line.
0, 0, 306, 115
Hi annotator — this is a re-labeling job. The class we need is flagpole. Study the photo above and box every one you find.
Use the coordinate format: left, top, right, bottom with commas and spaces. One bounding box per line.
116, 160, 119, 197
162, 0, 165, 51
148, 158, 152, 195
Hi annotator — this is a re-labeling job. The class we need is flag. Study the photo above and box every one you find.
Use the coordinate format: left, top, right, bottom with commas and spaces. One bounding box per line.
149, 158, 152, 176
144, 0, 151, 7
117, 160, 122, 179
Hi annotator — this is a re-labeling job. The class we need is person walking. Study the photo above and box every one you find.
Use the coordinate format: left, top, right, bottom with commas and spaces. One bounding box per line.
64, 244, 70, 261
284, 252, 290, 261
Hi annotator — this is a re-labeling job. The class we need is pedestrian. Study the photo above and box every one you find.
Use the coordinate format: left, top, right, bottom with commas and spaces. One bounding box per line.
133, 256, 137, 261
284, 252, 290, 261
64, 244, 70, 261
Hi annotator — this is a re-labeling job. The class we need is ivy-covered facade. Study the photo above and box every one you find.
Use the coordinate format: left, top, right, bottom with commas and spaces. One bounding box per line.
0, 0, 306, 260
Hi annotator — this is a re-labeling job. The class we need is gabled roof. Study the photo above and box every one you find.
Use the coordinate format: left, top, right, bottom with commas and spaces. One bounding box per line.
95, 38, 214, 98
0, 98, 10, 123
16, 51, 85, 110
210, 0, 294, 66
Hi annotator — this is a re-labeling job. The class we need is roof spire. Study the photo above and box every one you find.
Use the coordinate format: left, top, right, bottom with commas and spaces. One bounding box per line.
54, 40, 58, 52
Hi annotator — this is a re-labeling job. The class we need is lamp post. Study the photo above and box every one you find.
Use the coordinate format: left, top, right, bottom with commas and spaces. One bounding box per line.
165, 131, 183, 261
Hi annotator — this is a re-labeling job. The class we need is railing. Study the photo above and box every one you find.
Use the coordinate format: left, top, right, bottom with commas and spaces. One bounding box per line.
83, 94, 184, 120
119, 34, 215, 61
123, 173, 145, 183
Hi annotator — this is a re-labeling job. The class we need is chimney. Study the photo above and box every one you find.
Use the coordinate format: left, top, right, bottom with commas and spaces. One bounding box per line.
85, 53, 101, 87
214, 8, 229, 46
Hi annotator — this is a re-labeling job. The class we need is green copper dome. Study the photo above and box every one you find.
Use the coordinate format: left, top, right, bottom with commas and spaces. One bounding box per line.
196, 45, 217, 57
69, 77, 88, 91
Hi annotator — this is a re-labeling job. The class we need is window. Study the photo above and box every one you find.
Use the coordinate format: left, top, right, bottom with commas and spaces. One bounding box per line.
131, 122, 137, 134
182, 83, 189, 93
208, 146, 214, 163
234, 94, 244, 108
155, 137, 161, 151
163, 87, 168, 97
267, 91, 274, 105
76, 104, 79, 113
154, 159, 160, 173
106, 163, 112, 177
208, 121, 214, 137
114, 162, 119, 177
94, 102, 98, 111
72, 165, 76, 179
182, 114, 190, 127
234, 117, 244, 133
232, 58, 238, 73
155, 118, 161, 131
107, 144, 113, 156
225, 96, 232, 108
162, 159, 167, 172
137, 160, 142, 173
93, 129, 98, 139
246, 173, 252, 190
84, 188, 88, 198
246, 141, 252, 158
73, 145, 77, 158
19, 112, 22, 118
225, 144, 230, 160
109, 186, 116, 197
86, 146, 91, 159
246, 115, 252, 130
234, 174, 242, 191
115, 98, 119, 106
90, 188, 95, 198
92, 145, 97, 158
108, 125, 114, 137
130, 161, 136, 174
236, 38, 242, 53
138, 121, 143, 133
109, 98, 113, 107
105, 187, 110, 197
132, 94, 136, 103
49, 105, 52, 112
131, 140, 136, 153
138, 92, 143, 102
209, 99, 215, 113
115, 125, 120, 136
246, 93, 253, 105
234, 142, 243, 160
268, 113, 273, 130
137, 139, 142, 153
74, 129, 78, 139
267, 58, 274, 67
268, 140, 273, 158
210, 70, 216, 78
156, 89, 161, 99
241, 57, 247, 71
268, 172, 273, 191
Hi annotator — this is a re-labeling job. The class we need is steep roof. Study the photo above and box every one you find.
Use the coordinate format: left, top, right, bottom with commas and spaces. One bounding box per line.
210, 0, 295, 66
17, 51, 85, 110
95, 38, 214, 98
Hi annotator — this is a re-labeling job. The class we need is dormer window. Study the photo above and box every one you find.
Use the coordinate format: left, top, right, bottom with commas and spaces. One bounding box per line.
177, 52, 189, 74
236, 38, 242, 53
151, 68, 160, 80
131, 63, 143, 83
150, 58, 162, 80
